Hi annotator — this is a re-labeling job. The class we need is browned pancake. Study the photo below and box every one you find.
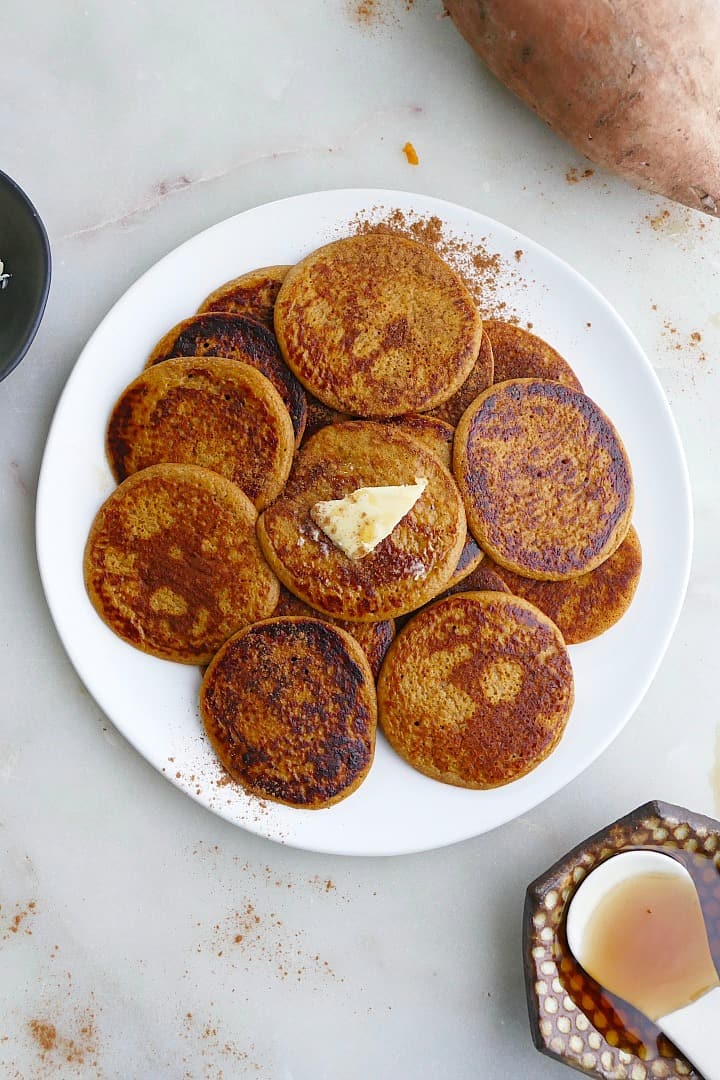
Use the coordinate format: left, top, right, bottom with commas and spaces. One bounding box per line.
444, 560, 510, 597
388, 414, 483, 588
484, 526, 642, 643
427, 330, 494, 426
106, 358, 294, 510
274, 233, 482, 417
454, 380, 634, 580
146, 312, 307, 445
302, 394, 349, 443
200, 616, 377, 808
273, 586, 394, 679
257, 421, 466, 621
197, 265, 291, 328
84, 464, 279, 663
377, 592, 574, 788
484, 320, 582, 389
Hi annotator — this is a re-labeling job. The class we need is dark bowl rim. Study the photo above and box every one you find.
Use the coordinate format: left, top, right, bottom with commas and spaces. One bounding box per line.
0, 168, 52, 382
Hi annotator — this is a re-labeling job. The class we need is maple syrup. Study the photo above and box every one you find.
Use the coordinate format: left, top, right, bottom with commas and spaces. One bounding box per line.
580, 871, 719, 1021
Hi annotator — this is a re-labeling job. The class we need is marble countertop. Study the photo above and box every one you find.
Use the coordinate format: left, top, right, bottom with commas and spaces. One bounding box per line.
1, 2, 718, 1077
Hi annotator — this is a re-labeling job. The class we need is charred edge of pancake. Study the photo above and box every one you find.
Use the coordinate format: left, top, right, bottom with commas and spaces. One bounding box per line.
204, 619, 373, 806
202, 280, 282, 326
106, 382, 149, 481
155, 313, 308, 440
452, 535, 483, 578
464, 381, 632, 575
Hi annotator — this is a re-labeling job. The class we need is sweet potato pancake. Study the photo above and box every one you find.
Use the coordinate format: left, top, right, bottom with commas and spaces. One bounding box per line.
485, 525, 642, 643
377, 592, 574, 788
106, 358, 294, 510
273, 585, 395, 679
146, 312, 307, 444
302, 394, 348, 443
389, 414, 482, 588
84, 464, 279, 663
274, 233, 482, 417
454, 379, 634, 580
197, 265, 291, 328
427, 330, 495, 426
257, 421, 466, 621
200, 616, 377, 808
484, 320, 582, 389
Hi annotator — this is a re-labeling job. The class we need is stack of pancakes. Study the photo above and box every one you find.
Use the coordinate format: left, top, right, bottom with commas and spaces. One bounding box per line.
84, 232, 640, 809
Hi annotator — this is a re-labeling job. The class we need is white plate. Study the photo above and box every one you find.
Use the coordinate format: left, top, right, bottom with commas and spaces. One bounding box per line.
36, 189, 692, 856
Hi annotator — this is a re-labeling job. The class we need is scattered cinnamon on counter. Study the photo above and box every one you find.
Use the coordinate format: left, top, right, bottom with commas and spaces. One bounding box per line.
566, 167, 595, 183
402, 142, 419, 166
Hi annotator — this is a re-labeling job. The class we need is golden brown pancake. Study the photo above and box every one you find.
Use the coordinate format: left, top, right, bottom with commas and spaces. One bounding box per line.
388, 414, 483, 588
197, 265, 291, 328
274, 233, 482, 417
106, 358, 294, 510
484, 320, 582, 389
273, 586, 395, 679
484, 526, 642, 644
84, 464, 279, 664
200, 616, 377, 808
427, 330, 494, 426
146, 312, 307, 445
454, 379, 634, 580
377, 591, 574, 789
257, 421, 466, 621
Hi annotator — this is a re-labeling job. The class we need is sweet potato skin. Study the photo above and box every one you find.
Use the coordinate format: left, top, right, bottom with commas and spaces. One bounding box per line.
446, 0, 720, 216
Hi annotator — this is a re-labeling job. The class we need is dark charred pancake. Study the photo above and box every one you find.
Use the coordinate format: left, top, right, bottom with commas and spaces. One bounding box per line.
454, 380, 634, 580
273, 586, 394, 679
106, 358, 294, 510
484, 320, 582, 389
274, 233, 482, 417
484, 526, 642, 644
84, 464, 279, 664
389, 414, 483, 589
257, 421, 466, 622
302, 393, 349, 443
377, 592, 574, 789
200, 616, 377, 808
146, 312, 307, 445
197, 265, 291, 328
427, 330, 494, 426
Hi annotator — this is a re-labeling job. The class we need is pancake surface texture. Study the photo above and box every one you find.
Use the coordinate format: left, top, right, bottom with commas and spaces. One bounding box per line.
200, 617, 377, 808
454, 379, 634, 580
274, 233, 482, 417
84, 464, 279, 663
146, 312, 307, 444
428, 330, 495, 426
197, 265, 291, 328
106, 358, 294, 509
377, 592, 574, 789
257, 421, 466, 621
485, 525, 642, 644
484, 320, 582, 389
273, 586, 395, 679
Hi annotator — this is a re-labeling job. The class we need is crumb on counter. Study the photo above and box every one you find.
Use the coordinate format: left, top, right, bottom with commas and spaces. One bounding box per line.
403, 142, 419, 166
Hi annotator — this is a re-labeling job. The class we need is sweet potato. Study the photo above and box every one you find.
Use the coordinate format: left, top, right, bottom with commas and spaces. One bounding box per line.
445, 0, 720, 216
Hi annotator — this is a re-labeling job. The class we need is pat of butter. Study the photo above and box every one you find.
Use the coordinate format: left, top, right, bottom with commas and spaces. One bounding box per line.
311, 479, 428, 559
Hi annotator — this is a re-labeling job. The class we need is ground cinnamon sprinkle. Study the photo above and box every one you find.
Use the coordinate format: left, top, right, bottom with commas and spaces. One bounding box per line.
348, 206, 520, 318
28, 1020, 57, 1052
566, 167, 595, 184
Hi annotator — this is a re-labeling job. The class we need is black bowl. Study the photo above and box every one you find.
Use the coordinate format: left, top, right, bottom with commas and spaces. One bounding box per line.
0, 170, 51, 382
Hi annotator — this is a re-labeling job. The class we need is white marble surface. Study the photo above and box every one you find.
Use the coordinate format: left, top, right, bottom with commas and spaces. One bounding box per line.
1, 2, 718, 1077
